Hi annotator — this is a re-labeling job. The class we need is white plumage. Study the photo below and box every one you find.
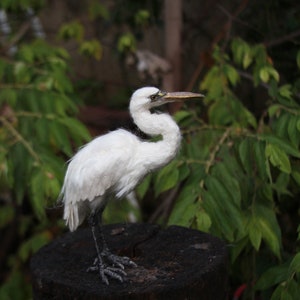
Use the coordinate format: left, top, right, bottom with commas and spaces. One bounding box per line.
59, 86, 202, 284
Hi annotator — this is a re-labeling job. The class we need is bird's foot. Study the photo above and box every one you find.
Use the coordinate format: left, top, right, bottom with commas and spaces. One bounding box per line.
102, 250, 137, 269
87, 254, 136, 285
87, 258, 127, 285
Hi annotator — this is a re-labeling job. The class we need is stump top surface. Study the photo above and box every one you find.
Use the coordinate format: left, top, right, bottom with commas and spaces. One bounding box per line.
31, 223, 228, 299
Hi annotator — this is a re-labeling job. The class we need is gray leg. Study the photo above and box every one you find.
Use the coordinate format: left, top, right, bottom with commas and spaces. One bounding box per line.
95, 213, 137, 270
87, 213, 127, 285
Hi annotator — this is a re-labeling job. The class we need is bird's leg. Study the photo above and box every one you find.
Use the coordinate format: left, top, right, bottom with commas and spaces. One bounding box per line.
87, 213, 126, 285
96, 213, 137, 270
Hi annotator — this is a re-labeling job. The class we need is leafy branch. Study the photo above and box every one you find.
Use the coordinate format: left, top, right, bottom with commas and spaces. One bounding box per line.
0, 115, 40, 163
205, 127, 231, 174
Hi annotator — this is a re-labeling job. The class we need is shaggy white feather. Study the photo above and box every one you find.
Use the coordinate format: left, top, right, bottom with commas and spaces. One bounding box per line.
61, 87, 182, 231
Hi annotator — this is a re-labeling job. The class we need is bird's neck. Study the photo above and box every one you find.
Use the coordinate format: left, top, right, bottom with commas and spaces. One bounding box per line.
131, 108, 181, 170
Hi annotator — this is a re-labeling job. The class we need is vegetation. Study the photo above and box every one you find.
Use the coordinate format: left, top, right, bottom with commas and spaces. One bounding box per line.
0, 3, 91, 299
142, 38, 300, 299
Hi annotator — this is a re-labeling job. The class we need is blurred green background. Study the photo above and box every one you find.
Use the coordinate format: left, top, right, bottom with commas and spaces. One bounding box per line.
0, 0, 300, 299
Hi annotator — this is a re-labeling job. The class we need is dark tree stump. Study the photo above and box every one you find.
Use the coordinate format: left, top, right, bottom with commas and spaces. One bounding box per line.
31, 223, 228, 300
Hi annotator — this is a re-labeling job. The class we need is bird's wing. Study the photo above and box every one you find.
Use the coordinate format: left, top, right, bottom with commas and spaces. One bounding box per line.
61, 129, 140, 207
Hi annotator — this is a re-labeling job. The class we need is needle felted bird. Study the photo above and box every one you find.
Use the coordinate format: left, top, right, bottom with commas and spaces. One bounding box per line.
60, 87, 203, 284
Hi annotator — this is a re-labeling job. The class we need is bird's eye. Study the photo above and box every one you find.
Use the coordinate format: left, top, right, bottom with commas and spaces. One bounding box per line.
150, 94, 158, 102
150, 91, 163, 102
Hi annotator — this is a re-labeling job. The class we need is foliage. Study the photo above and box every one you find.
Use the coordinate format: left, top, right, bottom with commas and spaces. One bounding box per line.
0, 39, 90, 217
0, 1, 158, 298
0, 5, 90, 298
58, 21, 102, 61
138, 39, 300, 299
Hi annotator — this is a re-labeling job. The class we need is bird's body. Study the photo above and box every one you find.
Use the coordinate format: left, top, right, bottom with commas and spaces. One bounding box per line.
60, 87, 202, 284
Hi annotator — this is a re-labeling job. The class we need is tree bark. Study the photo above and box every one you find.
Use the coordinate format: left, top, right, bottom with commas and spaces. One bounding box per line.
163, 0, 182, 92
31, 223, 228, 300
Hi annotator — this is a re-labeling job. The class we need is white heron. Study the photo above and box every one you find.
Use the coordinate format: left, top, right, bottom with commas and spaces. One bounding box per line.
60, 87, 203, 284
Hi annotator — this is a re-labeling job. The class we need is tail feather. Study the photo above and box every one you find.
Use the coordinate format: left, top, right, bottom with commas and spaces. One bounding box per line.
63, 203, 79, 232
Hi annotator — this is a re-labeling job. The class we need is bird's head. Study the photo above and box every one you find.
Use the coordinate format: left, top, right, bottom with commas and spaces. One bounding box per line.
130, 87, 203, 111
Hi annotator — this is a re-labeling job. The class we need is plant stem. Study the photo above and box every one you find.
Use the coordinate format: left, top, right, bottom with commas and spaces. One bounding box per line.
0, 116, 40, 163
205, 127, 231, 174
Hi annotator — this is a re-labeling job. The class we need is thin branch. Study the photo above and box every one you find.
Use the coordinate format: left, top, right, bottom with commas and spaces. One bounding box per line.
238, 69, 300, 100
205, 127, 231, 174
2, 21, 30, 52
264, 29, 300, 48
148, 186, 179, 224
0, 116, 40, 163
214, 0, 249, 48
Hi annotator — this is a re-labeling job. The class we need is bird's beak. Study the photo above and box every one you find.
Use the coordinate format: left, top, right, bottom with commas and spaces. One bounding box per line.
162, 91, 204, 102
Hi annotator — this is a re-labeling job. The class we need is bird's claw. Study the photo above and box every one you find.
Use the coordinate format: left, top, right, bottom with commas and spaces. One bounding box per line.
87, 264, 126, 285
103, 252, 137, 269
87, 255, 136, 285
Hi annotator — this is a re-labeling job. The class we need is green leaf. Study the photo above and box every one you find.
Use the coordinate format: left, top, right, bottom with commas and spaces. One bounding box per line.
224, 64, 239, 86
261, 134, 300, 158
273, 112, 290, 139
178, 202, 200, 226
208, 100, 233, 125
238, 138, 252, 174
286, 279, 300, 299
212, 162, 241, 206
202, 189, 234, 241
243, 107, 257, 128
58, 117, 91, 145
88, 2, 110, 21
58, 21, 84, 42
14, 62, 31, 84
243, 51, 253, 69
18, 231, 51, 262
136, 174, 152, 199
273, 172, 292, 198
268, 104, 281, 117
260, 67, 270, 82
256, 263, 289, 290
196, 209, 212, 232
18, 44, 34, 62
269, 68, 280, 82
231, 38, 253, 68
204, 176, 244, 240
248, 217, 262, 250
117, 33, 136, 53
254, 140, 269, 180
287, 115, 300, 147
265, 143, 291, 174
200, 66, 224, 99
279, 84, 293, 100
0, 88, 17, 106
168, 184, 198, 226
291, 171, 300, 186
178, 162, 190, 181
50, 121, 72, 156
174, 110, 193, 123
231, 38, 244, 65
79, 39, 102, 60
254, 204, 281, 257
288, 252, 300, 275
0, 205, 15, 229
271, 285, 293, 300
30, 170, 46, 219
0, 270, 31, 300
135, 9, 150, 26
259, 66, 279, 83
154, 160, 179, 196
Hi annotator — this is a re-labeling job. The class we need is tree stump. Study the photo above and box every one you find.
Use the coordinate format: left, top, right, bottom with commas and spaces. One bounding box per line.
31, 223, 228, 300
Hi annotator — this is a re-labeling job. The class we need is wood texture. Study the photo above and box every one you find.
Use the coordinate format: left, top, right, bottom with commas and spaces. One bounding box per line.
31, 223, 228, 299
